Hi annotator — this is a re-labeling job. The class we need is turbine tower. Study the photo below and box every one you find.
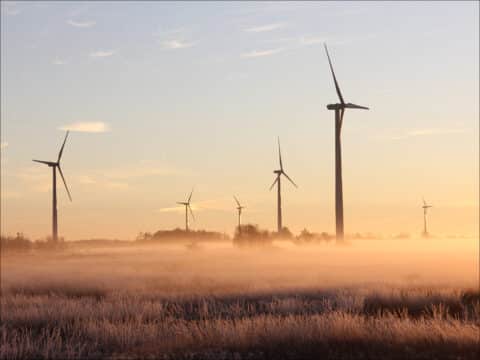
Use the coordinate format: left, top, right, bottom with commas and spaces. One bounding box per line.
32, 131, 72, 242
177, 188, 194, 231
269, 138, 297, 233
422, 198, 432, 237
324, 44, 369, 242
233, 195, 244, 234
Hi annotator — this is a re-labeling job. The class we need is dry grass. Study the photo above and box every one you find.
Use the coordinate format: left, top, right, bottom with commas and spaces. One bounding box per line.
1, 239, 478, 359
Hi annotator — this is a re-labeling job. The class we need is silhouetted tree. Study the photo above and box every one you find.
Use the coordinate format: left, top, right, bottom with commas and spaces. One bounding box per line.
0, 233, 32, 252
137, 228, 229, 243
233, 224, 272, 247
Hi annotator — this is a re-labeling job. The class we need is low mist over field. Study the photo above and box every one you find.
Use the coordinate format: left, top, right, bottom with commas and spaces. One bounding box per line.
1, 237, 478, 293
1, 237, 478, 359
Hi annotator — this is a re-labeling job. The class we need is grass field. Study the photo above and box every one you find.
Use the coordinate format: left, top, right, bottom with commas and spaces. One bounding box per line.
1, 238, 478, 359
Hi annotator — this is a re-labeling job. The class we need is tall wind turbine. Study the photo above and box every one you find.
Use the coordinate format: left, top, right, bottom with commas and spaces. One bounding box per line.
270, 138, 297, 233
422, 198, 432, 237
324, 44, 369, 242
177, 188, 194, 231
33, 131, 72, 242
233, 195, 244, 234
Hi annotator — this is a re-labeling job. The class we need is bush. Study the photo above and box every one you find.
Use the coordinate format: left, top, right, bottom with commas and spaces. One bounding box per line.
233, 224, 272, 247
294, 229, 334, 245
0, 233, 32, 252
137, 229, 229, 243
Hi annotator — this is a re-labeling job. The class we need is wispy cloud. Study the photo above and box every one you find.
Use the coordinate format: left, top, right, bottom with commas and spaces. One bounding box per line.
299, 35, 326, 46
52, 58, 67, 65
154, 27, 195, 50
59, 122, 110, 133
157, 197, 233, 214
244, 23, 284, 33
160, 40, 194, 50
1, 141, 8, 149
241, 48, 284, 58
390, 128, 467, 140
157, 206, 185, 214
66, 19, 96, 28
89, 50, 115, 58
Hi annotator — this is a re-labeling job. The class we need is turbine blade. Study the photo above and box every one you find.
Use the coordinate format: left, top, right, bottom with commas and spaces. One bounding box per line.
233, 195, 241, 207
340, 108, 345, 129
282, 171, 298, 188
423, 198, 426, 206
278, 137, 283, 171
57, 131, 69, 163
187, 187, 194, 203
344, 103, 369, 110
269, 176, 279, 191
57, 165, 72, 201
324, 44, 345, 105
33, 159, 53, 166
188, 205, 195, 221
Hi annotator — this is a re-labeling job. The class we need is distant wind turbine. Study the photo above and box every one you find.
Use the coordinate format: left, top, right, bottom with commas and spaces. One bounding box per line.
324, 44, 369, 242
32, 131, 72, 242
177, 188, 194, 231
233, 195, 244, 234
422, 198, 432, 237
270, 137, 297, 233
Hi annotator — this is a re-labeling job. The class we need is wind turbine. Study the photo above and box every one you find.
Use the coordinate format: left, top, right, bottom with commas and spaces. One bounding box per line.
32, 131, 72, 242
324, 44, 369, 242
422, 198, 432, 237
177, 188, 194, 231
233, 195, 244, 234
269, 137, 297, 233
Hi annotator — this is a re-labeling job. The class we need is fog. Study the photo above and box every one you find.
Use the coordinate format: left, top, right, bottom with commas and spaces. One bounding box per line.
2, 237, 477, 296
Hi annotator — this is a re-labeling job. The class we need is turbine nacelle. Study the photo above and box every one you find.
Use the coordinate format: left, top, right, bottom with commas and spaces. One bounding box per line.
270, 138, 298, 190
33, 160, 58, 167
32, 131, 72, 202
422, 198, 432, 210
178, 188, 195, 230
326, 103, 369, 111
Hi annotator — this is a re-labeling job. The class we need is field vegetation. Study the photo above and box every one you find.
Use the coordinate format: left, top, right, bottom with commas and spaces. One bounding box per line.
1, 236, 478, 359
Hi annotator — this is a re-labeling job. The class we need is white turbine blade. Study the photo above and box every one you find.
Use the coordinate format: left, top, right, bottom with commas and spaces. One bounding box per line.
57, 165, 72, 201
33, 159, 54, 166
344, 103, 369, 110
57, 131, 69, 163
233, 195, 241, 207
278, 137, 283, 171
188, 205, 195, 221
282, 172, 298, 188
187, 187, 194, 203
324, 44, 345, 105
269, 176, 279, 191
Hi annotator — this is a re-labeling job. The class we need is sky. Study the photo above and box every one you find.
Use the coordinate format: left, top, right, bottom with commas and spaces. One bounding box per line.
1, 1, 478, 240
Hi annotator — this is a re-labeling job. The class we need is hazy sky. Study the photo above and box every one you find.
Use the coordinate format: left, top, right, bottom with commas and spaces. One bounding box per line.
1, 1, 478, 240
